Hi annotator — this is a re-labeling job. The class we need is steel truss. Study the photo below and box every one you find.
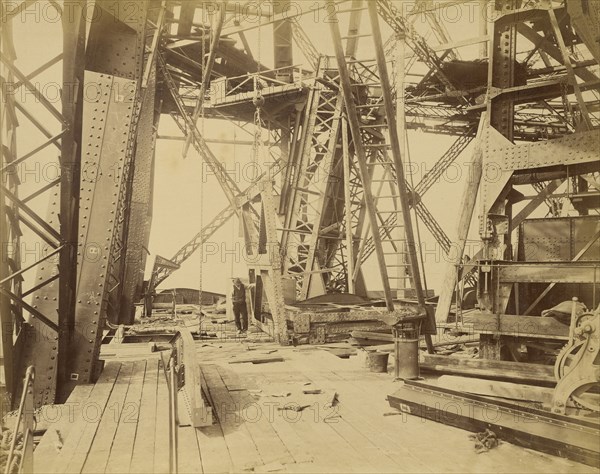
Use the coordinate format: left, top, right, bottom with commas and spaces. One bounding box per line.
5, 0, 598, 398
1, 0, 85, 406
436, 0, 600, 358
0, 0, 164, 406
125, 1, 599, 353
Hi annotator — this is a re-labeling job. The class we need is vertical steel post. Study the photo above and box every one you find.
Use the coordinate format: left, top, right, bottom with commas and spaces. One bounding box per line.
342, 116, 354, 294
328, 2, 395, 310
58, 0, 86, 397
168, 358, 178, 474
367, 2, 431, 333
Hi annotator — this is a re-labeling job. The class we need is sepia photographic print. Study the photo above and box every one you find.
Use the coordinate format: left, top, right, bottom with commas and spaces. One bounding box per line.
0, 0, 599, 472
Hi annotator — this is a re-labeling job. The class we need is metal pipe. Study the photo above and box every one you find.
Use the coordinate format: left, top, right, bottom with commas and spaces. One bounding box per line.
393, 327, 400, 380
168, 358, 178, 474
5, 366, 34, 474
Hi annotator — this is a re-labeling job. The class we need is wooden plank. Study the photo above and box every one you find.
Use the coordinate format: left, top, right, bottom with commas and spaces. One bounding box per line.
34, 384, 94, 472
130, 359, 159, 474
216, 366, 295, 467
421, 354, 555, 385
217, 367, 252, 392
351, 331, 479, 347
153, 359, 170, 473
194, 408, 233, 473
177, 425, 203, 473
388, 380, 600, 468
105, 360, 147, 473
193, 365, 234, 473
330, 363, 589, 473
254, 398, 314, 466
436, 375, 554, 405
469, 311, 569, 340
326, 370, 452, 471
202, 364, 262, 471
266, 389, 359, 471
251, 351, 369, 469
50, 362, 121, 473
80, 362, 135, 473
435, 135, 483, 325
229, 356, 285, 364
288, 359, 425, 472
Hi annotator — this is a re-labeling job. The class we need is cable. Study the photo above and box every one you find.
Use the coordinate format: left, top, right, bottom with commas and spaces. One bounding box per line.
197, 10, 211, 325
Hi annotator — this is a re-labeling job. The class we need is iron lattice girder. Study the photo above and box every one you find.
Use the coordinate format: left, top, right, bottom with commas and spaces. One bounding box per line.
153, 2, 483, 298
328, 7, 396, 310
148, 130, 284, 292
376, 0, 469, 106
0, 1, 88, 405
161, 57, 244, 213
280, 66, 344, 297
148, 118, 284, 292
182, 0, 226, 158
0, 51, 64, 122
289, 19, 320, 70
151, 206, 236, 287
413, 125, 477, 197
281, 3, 365, 297
118, 2, 167, 325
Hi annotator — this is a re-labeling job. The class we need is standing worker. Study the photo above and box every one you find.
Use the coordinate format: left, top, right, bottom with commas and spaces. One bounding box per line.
231, 277, 248, 335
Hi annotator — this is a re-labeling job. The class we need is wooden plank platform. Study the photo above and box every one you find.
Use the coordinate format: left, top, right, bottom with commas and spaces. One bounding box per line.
36, 335, 597, 473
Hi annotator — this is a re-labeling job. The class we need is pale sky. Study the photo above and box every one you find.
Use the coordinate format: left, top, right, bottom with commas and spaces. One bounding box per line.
5, 1, 568, 298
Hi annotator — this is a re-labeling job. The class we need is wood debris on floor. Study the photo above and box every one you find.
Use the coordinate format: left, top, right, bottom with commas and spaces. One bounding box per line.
32, 332, 597, 473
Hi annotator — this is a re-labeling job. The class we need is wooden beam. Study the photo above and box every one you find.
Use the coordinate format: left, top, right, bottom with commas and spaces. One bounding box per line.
523, 229, 600, 315
420, 354, 555, 385
436, 375, 554, 405
435, 117, 484, 325
469, 312, 569, 339
388, 380, 600, 467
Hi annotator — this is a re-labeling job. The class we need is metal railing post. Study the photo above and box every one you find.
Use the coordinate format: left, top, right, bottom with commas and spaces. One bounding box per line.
168, 357, 178, 474
5, 366, 34, 474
